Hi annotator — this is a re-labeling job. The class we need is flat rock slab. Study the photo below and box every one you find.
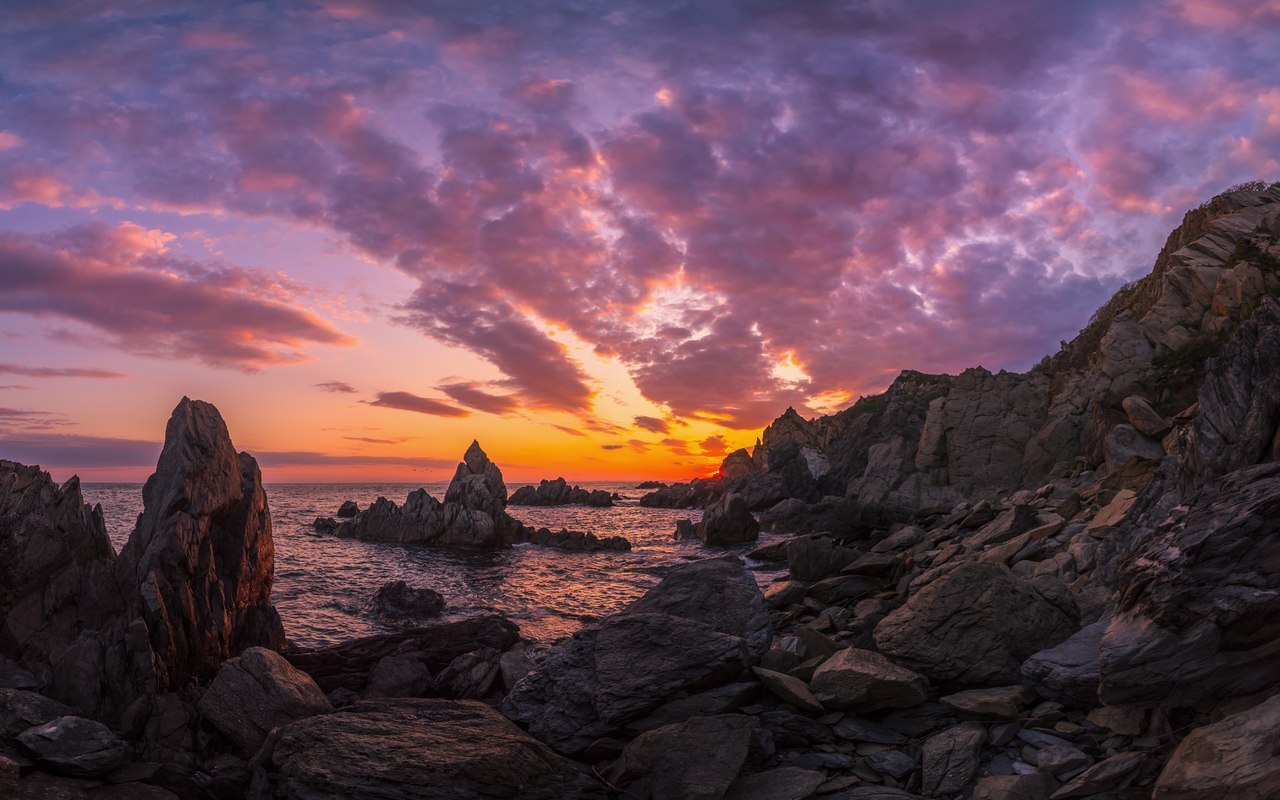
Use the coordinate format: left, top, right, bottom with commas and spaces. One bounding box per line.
16, 716, 128, 778
260, 698, 604, 799
921, 722, 985, 797
940, 686, 1035, 719
1050, 751, 1147, 799
753, 667, 823, 713
0, 690, 76, 739
617, 714, 765, 800
725, 766, 824, 800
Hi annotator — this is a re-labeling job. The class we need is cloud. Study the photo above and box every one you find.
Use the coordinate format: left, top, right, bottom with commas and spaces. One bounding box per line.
2, 2, 1278, 430
0, 223, 356, 371
437, 381, 519, 415
364, 390, 469, 418
0, 363, 126, 379
633, 415, 669, 434
600, 443, 624, 451
343, 435, 412, 445
316, 381, 358, 393
551, 424, 586, 437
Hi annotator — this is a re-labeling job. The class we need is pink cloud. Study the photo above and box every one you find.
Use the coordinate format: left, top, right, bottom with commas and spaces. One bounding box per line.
364, 391, 469, 418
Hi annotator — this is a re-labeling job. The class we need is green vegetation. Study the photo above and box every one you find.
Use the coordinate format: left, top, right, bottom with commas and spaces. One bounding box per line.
850, 393, 887, 416
1223, 237, 1280, 273
1041, 278, 1144, 378
1151, 332, 1227, 416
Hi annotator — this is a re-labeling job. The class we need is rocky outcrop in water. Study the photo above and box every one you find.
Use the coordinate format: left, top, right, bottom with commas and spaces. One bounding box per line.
674, 492, 760, 545
367, 580, 446, 620
523, 526, 631, 551
509, 478, 613, 507
333, 440, 525, 548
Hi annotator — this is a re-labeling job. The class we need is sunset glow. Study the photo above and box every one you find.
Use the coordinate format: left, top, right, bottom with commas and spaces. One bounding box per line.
2, 1, 1279, 482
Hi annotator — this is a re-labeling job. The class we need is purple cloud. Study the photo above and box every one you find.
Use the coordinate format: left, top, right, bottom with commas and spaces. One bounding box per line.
316, 381, 358, 393
364, 391, 469, 418
0, 363, 126, 379
437, 381, 519, 415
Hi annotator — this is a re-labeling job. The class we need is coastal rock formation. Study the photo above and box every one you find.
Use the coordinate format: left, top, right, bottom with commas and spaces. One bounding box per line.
0, 397, 284, 721
523, 526, 631, 551
196, 647, 331, 755
256, 698, 605, 799
1154, 693, 1280, 799
118, 397, 285, 691
15, 715, 129, 778
639, 477, 722, 508
509, 478, 613, 507
674, 492, 760, 545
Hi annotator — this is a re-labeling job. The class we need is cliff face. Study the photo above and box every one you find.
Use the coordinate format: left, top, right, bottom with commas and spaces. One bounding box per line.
739, 185, 1280, 513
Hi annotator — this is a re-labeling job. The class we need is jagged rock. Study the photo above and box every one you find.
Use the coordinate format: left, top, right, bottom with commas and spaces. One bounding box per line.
1122, 396, 1171, 438
1083, 489, 1137, 536
725, 766, 824, 800
509, 478, 613, 507
16, 716, 128, 777
1049, 751, 1147, 799
921, 723, 985, 797
966, 505, 1040, 551
432, 647, 502, 699
1186, 300, 1280, 484
808, 648, 928, 712
119, 397, 285, 692
336, 441, 523, 548
258, 698, 604, 799
499, 649, 534, 691
867, 749, 919, 780
676, 492, 760, 545
719, 449, 757, 482
625, 555, 771, 658
614, 714, 767, 800
1020, 622, 1104, 706
1100, 462, 1280, 707
627, 683, 759, 733
523, 526, 631, 551
311, 516, 338, 534
501, 613, 749, 755
336, 501, 359, 518
1103, 424, 1165, 470
763, 580, 808, 609
197, 647, 331, 755
283, 616, 520, 696
874, 563, 1079, 688
787, 534, 859, 581
367, 581, 445, 619
1035, 745, 1092, 778
640, 478, 722, 509
1154, 693, 1280, 799
730, 439, 822, 510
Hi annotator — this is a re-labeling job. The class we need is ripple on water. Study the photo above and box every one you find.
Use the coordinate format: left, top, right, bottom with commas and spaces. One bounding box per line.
82, 482, 788, 648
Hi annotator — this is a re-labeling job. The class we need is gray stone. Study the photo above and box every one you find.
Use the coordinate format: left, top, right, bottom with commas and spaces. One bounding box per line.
361, 654, 431, 699
921, 722, 985, 797
198, 646, 332, 755
753, 667, 823, 713
725, 766, 824, 800
1154, 693, 1280, 800
1103, 424, 1165, 470
808, 648, 928, 712
1050, 751, 1147, 799
16, 716, 128, 777
617, 714, 766, 800
1021, 622, 1104, 706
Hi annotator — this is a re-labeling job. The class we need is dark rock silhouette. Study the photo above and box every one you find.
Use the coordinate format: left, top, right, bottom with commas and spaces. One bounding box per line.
509, 477, 613, 507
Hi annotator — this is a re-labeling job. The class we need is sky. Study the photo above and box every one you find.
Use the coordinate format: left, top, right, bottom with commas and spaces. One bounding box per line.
1, 0, 1278, 483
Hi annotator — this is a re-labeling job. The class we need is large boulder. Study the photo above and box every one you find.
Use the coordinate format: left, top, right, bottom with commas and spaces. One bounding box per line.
1020, 621, 1104, 706
677, 493, 760, 545
624, 555, 771, 658
501, 613, 749, 755
1154, 693, 1280, 800
16, 716, 128, 777
197, 647, 331, 755
874, 563, 1079, 688
118, 397, 286, 691
0, 690, 75, 739
257, 698, 604, 799
1100, 462, 1280, 707
367, 581, 445, 619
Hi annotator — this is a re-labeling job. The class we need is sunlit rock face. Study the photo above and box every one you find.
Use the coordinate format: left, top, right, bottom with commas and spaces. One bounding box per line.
0, 397, 285, 721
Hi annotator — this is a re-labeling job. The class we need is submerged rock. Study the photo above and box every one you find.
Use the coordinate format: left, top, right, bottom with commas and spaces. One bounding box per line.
367, 581, 445, 619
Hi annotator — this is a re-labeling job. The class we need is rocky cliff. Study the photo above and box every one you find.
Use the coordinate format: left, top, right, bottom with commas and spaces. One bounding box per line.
730, 184, 1280, 515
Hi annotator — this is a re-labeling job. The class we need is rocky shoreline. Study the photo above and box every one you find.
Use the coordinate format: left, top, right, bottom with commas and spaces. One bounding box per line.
1, 185, 1279, 798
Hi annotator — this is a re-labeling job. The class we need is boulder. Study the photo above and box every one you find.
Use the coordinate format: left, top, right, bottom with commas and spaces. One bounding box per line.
258, 698, 604, 799
362, 654, 432, 699
874, 563, 1079, 688
367, 580, 445, 619
808, 648, 928, 712
336, 501, 359, 518
615, 714, 767, 800
501, 613, 749, 755
1154, 693, 1280, 799
787, 535, 859, 581
939, 686, 1035, 719
1049, 751, 1147, 799
0, 689, 76, 739
624, 554, 771, 658
725, 766, 824, 800
522, 526, 631, 551
752, 667, 823, 713
197, 647, 332, 755
1103, 424, 1165, 470
1121, 396, 1171, 438
920, 722, 985, 797
1100, 463, 1280, 707
283, 616, 520, 696
676, 492, 760, 545
1020, 621, 1105, 706
973, 774, 1057, 800
16, 716, 128, 777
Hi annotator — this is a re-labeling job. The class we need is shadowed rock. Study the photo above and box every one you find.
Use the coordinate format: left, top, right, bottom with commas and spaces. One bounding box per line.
509, 478, 613, 507
197, 647, 331, 756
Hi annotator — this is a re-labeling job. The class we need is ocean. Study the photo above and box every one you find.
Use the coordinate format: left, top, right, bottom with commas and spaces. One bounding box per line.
82, 482, 787, 650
